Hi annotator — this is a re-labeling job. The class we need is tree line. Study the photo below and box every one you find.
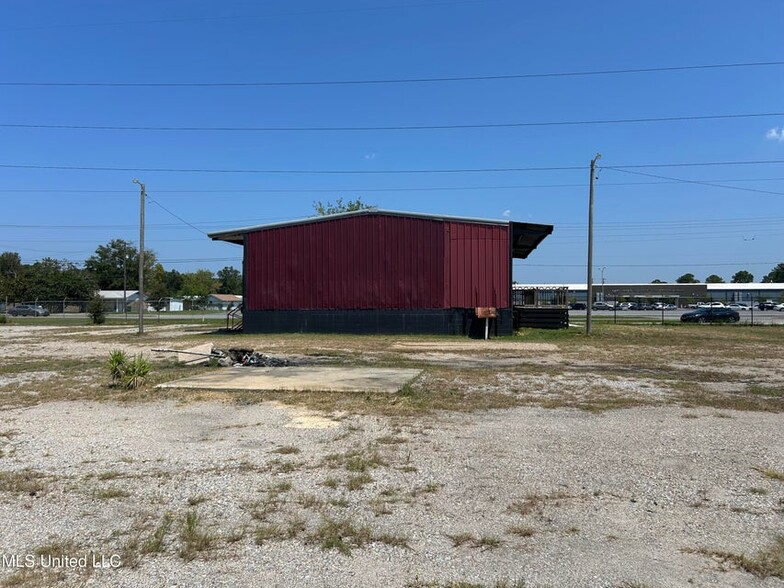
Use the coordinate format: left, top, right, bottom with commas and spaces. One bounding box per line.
649, 265, 784, 284
0, 239, 242, 305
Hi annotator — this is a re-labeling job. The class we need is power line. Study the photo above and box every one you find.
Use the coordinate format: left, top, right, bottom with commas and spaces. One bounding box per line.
1, 176, 783, 194
2, 159, 784, 175
2, 60, 783, 87
517, 261, 780, 268
0, 163, 587, 174
4, 112, 783, 132
148, 198, 208, 235
603, 167, 784, 197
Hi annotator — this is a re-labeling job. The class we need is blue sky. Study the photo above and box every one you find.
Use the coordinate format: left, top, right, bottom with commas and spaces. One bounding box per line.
2, 0, 783, 284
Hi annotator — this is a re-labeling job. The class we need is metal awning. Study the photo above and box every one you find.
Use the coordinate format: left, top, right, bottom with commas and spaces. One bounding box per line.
510, 222, 554, 259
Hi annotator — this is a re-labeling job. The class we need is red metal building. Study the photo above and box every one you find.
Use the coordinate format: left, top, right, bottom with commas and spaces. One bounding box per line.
209, 209, 552, 335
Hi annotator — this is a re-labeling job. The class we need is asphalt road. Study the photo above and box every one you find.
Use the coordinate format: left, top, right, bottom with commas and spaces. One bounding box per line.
571, 309, 784, 325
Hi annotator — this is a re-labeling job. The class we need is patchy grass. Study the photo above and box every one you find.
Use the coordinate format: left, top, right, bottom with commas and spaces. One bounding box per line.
306, 516, 408, 555
179, 511, 215, 560
407, 580, 526, 588
506, 525, 536, 538
0, 469, 48, 496
689, 535, 784, 578
271, 445, 301, 455
753, 466, 784, 481
93, 486, 130, 500
345, 473, 374, 491
141, 514, 173, 554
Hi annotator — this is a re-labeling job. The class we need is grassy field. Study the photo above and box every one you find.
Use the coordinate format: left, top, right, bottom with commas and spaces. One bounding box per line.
1, 322, 782, 415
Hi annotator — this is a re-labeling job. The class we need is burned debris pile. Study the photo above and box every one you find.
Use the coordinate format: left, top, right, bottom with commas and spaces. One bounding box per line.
152, 346, 291, 367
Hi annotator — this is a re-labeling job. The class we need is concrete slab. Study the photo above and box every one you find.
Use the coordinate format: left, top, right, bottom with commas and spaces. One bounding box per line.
157, 366, 421, 394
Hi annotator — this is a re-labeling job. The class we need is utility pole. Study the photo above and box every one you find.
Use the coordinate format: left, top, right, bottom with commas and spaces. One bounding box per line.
586, 154, 601, 335
133, 179, 146, 335
123, 252, 128, 322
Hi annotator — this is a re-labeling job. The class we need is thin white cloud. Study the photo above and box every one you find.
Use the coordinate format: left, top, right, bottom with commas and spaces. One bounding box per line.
502, 209, 512, 217
364, 152, 378, 160
766, 127, 784, 142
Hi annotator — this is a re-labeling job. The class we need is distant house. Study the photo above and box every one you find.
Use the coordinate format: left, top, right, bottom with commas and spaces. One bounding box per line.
98, 290, 140, 313
207, 294, 243, 311
97, 291, 184, 312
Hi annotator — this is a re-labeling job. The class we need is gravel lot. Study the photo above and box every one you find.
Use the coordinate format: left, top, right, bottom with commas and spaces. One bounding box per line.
0, 325, 782, 588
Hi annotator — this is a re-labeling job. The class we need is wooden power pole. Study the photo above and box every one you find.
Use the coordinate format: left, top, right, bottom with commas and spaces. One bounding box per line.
586, 154, 601, 335
133, 179, 146, 335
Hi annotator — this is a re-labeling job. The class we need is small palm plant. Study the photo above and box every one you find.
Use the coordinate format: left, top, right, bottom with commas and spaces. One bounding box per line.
108, 349, 129, 386
108, 350, 151, 389
124, 354, 152, 389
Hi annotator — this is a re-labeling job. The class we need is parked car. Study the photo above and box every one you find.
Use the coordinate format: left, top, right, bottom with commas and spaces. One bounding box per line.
727, 303, 751, 311
8, 304, 50, 317
774, 303, 784, 312
591, 302, 614, 311
758, 301, 777, 310
680, 308, 740, 324
697, 302, 726, 309
568, 302, 587, 310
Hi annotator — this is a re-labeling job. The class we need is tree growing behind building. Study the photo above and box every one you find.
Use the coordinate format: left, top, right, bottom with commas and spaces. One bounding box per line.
731, 270, 754, 283
313, 198, 374, 216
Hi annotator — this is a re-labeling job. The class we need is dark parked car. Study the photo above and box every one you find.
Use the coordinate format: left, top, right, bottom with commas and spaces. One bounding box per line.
568, 302, 587, 310
758, 301, 777, 311
8, 304, 50, 317
680, 307, 739, 324
591, 302, 614, 311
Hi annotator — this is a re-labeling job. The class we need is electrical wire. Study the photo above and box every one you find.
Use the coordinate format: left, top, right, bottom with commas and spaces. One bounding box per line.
603, 167, 784, 197
2, 159, 784, 175
4, 112, 782, 132
2, 60, 783, 86
1, 176, 783, 194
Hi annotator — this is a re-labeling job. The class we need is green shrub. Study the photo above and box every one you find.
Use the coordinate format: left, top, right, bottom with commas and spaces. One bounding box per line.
87, 294, 106, 324
108, 350, 151, 389
0, 313, 6, 325
108, 349, 129, 385
124, 354, 152, 389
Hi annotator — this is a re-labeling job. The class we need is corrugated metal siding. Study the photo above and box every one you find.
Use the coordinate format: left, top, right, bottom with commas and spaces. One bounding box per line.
246, 214, 445, 310
444, 221, 510, 308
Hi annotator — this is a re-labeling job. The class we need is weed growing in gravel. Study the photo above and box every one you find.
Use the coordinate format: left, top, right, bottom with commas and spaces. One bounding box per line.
506, 525, 536, 538
0, 469, 47, 496
97, 470, 123, 481
407, 578, 526, 587
748, 487, 769, 495
321, 477, 340, 489
296, 493, 322, 509
307, 516, 408, 555
753, 466, 784, 481
688, 535, 784, 578
308, 516, 373, 555
272, 445, 301, 455
345, 473, 373, 491
376, 435, 408, 445
141, 514, 173, 554
446, 533, 475, 547
179, 511, 214, 560
94, 487, 130, 500
187, 495, 208, 506
266, 458, 303, 474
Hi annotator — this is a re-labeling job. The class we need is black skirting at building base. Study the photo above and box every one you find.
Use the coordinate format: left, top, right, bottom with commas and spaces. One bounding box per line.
243, 308, 514, 336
